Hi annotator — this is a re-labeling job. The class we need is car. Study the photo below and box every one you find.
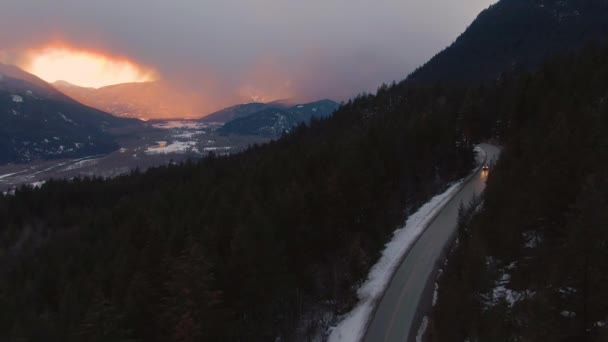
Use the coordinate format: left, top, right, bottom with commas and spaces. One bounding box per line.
482, 165, 489, 171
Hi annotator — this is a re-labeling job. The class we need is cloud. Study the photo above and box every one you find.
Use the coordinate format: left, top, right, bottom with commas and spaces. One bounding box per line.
0, 0, 497, 115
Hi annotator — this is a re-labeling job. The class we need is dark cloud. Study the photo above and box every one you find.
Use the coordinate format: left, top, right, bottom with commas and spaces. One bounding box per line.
0, 0, 496, 114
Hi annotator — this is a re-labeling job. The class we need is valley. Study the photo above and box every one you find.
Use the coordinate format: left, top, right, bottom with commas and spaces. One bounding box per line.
3, 1, 608, 341
0, 120, 269, 192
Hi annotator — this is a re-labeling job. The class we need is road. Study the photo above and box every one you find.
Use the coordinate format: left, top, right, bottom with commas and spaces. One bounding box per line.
363, 143, 500, 342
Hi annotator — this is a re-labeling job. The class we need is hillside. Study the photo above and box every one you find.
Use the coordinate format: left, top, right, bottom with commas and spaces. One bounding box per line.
54, 80, 201, 120
0, 65, 138, 164
218, 100, 339, 136
0, 76, 474, 341
408, 0, 608, 84
0, 63, 74, 102
200, 102, 281, 124
3, 0, 608, 341
430, 45, 608, 341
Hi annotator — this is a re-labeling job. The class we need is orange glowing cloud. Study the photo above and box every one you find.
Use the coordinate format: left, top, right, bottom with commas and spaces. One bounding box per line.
19, 43, 158, 88
238, 57, 296, 103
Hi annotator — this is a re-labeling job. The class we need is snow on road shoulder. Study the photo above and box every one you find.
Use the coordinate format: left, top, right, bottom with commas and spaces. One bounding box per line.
415, 316, 429, 342
327, 180, 465, 342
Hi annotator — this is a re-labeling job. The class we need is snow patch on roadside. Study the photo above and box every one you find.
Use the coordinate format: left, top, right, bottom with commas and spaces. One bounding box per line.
327, 180, 465, 342
416, 316, 429, 342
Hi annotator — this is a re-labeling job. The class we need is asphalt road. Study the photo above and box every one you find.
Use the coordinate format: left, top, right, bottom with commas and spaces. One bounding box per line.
363, 144, 500, 342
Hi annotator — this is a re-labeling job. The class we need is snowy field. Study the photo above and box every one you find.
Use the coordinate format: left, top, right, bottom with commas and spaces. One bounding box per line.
151, 120, 206, 130
145, 141, 199, 155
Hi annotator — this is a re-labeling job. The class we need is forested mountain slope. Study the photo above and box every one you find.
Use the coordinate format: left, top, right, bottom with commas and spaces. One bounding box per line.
408, 0, 608, 84
0, 80, 476, 340
431, 45, 608, 341
200, 102, 281, 123
217, 100, 339, 136
0, 65, 139, 164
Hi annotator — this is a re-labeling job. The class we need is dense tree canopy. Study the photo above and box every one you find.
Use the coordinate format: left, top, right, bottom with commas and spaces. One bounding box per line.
0, 76, 475, 341
431, 45, 608, 341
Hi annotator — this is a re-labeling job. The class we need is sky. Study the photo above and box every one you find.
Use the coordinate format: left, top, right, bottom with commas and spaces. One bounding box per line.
0, 0, 497, 115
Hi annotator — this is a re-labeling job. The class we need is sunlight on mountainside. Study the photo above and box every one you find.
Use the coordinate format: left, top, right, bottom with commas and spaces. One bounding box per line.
23, 44, 158, 88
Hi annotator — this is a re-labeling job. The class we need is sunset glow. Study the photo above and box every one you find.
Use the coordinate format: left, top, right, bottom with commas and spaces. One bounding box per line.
24, 46, 157, 88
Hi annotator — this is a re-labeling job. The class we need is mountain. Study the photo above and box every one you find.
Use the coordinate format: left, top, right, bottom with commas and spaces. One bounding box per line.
408, 0, 608, 84
217, 107, 297, 136
431, 44, 608, 342
0, 74, 474, 342
199, 99, 299, 124
0, 64, 74, 102
217, 99, 339, 136
4, 1, 608, 341
54, 80, 201, 120
0, 64, 138, 164
199, 102, 276, 123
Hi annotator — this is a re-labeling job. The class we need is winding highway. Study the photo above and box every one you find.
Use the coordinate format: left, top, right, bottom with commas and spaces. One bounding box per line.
363, 144, 500, 342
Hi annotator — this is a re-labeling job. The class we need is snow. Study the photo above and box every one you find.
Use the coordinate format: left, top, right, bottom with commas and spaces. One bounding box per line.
474, 146, 487, 165
152, 121, 204, 130
2, 189, 16, 196
145, 141, 198, 155
481, 263, 535, 309
30, 181, 46, 189
432, 282, 439, 306
561, 311, 576, 318
415, 316, 429, 342
11, 95, 23, 103
0, 172, 19, 180
558, 287, 577, 297
523, 231, 543, 248
63, 157, 100, 171
57, 112, 76, 124
203, 146, 231, 152
173, 131, 205, 139
327, 180, 466, 342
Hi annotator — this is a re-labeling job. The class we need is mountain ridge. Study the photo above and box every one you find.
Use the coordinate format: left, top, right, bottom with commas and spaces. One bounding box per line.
407, 0, 608, 84
217, 99, 339, 136
54, 80, 202, 120
0, 64, 138, 163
